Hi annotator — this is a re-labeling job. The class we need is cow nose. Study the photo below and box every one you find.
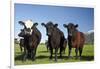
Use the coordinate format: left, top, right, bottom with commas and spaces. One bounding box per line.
27, 28, 31, 32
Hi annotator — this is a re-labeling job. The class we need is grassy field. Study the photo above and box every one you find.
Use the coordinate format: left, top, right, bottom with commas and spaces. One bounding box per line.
14, 44, 94, 65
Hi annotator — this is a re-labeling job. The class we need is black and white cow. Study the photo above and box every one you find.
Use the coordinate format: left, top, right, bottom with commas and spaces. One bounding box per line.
18, 20, 41, 61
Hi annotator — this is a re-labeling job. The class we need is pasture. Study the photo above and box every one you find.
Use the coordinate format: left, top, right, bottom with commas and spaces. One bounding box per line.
14, 43, 94, 65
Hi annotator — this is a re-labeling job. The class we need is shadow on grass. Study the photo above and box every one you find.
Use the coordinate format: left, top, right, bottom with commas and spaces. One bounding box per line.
15, 54, 23, 61
38, 50, 65, 55
63, 56, 94, 61
81, 56, 94, 61
15, 52, 22, 55
38, 50, 49, 53
15, 54, 94, 61
36, 55, 49, 59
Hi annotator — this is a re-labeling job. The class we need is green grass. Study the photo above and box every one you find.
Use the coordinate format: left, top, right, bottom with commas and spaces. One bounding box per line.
14, 44, 94, 65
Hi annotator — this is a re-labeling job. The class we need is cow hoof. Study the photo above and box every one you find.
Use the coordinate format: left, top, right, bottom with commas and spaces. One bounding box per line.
79, 57, 82, 60
49, 57, 52, 59
32, 57, 36, 61
32, 59, 35, 61
60, 56, 62, 58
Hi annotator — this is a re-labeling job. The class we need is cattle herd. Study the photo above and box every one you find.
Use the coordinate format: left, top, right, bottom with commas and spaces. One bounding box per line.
18, 20, 85, 62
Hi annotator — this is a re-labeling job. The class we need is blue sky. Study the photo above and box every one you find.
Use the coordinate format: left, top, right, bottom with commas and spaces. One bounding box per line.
14, 3, 94, 43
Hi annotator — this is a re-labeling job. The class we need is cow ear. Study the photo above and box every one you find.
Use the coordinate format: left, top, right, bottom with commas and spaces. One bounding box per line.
33, 23, 38, 26
63, 24, 67, 28
19, 21, 25, 26
41, 23, 46, 27
31, 23, 38, 29
19, 21, 26, 28
54, 24, 58, 27
75, 24, 78, 28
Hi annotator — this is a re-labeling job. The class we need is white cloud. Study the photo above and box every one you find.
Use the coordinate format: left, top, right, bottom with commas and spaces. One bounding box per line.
88, 30, 94, 33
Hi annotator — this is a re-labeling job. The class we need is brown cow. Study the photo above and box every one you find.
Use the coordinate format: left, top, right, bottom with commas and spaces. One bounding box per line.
63, 23, 85, 59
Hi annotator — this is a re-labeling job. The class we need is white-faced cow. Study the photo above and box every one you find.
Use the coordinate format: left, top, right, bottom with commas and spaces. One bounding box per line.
18, 20, 41, 61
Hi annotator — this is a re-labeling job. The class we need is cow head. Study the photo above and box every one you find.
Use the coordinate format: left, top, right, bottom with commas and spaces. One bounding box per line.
63, 23, 78, 36
18, 29, 25, 37
18, 20, 38, 37
41, 21, 58, 36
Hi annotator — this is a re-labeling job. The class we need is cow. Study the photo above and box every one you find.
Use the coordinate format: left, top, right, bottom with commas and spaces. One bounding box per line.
41, 22, 66, 61
63, 23, 85, 59
18, 20, 41, 61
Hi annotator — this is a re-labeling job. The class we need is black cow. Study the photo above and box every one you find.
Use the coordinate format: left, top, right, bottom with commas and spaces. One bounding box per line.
18, 20, 41, 61
63, 23, 85, 59
41, 22, 66, 61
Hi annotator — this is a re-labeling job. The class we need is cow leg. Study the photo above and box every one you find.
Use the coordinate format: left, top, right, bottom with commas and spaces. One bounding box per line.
34, 48, 37, 60
55, 48, 58, 62
32, 48, 37, 61
68, 47, 72, 58
20, 45, 23, 53
30, 49, 34, 60
47, 45, 49, 51
60, 47, 63, 58
31, 49, 35, 61
75, 48, 78, 59
49, 47, 53, 59
27, 50, 30, 59
23, 47, 28, 61
79, 47, 83, 60
63, 48, 66, 54
30, 49, 33, 59
63, 47, 66, 54
64, 48, 66, 54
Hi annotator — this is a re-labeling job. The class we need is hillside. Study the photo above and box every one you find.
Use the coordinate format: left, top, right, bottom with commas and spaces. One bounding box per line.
84, 30, 94, 44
